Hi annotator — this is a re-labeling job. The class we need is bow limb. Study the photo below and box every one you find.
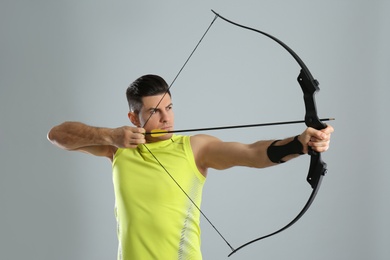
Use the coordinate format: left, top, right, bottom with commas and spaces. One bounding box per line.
228, 71, 328, 257
210, 10, 328, 257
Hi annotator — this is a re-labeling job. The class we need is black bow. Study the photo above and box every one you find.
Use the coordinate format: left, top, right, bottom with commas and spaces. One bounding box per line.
143, 10, 329, 257
210, 10, 328, 256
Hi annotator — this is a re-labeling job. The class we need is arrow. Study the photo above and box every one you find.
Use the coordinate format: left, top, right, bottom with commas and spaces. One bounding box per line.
147, 118, 334, 137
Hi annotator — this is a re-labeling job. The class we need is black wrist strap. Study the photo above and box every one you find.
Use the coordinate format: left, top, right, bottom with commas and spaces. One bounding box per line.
267, 135, 304, 163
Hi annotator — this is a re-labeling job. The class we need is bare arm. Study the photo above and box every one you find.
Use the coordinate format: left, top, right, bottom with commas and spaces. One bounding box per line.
47, 121, 145, 160
192, 125, 334, 174
192, 135, 280, 172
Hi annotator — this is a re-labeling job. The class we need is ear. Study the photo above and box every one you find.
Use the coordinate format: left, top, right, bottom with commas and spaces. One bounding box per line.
128, 112, 141, 127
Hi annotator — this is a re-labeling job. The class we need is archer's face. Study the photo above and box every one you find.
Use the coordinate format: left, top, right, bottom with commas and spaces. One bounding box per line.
131, 94, 174, 142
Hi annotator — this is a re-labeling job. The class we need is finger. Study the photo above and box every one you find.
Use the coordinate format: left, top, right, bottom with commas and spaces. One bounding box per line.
136, 127, 146, 134
309, 139, 330, 151
133, 133, 146, 142
310, 134, 330, 142
308, 128, 327, 140
126, 131, 146, 146
311, 141, 329, 148
322, 125, 334, 134
128, 137, 145, 147
132, 132, 146, 139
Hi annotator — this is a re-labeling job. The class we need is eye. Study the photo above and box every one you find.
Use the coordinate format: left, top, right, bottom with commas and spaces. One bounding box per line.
150, 109, 157, 115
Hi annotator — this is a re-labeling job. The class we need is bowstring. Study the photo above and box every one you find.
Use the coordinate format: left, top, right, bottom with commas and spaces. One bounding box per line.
141, 14, 235, 252
142, 14, 218, 129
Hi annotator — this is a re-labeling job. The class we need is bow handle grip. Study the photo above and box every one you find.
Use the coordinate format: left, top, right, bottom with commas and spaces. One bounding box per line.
307, 153, 327, 189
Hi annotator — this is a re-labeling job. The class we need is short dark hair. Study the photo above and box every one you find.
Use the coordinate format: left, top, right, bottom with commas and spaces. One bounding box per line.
126, 74, 171, 113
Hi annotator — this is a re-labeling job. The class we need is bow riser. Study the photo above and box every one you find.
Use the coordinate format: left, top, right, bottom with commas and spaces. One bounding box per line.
307, 154, 327, 189
297, 69, 327, 130
296, 69, 328, 189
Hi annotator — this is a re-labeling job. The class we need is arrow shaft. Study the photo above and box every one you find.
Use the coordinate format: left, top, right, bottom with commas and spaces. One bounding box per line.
147, 118, 334, 135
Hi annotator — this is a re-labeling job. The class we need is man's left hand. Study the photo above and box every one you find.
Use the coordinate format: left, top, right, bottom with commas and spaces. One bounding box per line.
298, 125, 334, 154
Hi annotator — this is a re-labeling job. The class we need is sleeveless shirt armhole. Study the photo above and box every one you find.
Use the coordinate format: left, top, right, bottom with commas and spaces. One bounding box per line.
184, 136, 206, 183
112, 147, 124, 167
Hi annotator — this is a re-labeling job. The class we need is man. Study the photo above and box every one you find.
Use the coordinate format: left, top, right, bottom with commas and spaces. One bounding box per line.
47, 74, 333, 259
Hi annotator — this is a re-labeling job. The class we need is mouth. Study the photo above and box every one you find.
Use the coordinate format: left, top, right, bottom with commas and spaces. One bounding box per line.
160, 126, 173, 131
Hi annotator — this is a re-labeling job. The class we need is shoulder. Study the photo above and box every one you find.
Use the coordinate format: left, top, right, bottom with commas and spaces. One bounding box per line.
190, 134, 221, 152
189, 134, 223, 164
190, 134, 256, 170
189, 134, 221, 175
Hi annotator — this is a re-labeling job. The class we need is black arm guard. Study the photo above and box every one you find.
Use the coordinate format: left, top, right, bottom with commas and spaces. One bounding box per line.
267, 135, 304, 163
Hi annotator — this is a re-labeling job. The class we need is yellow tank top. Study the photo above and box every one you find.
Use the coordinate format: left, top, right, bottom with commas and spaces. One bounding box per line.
112, 135, 206, 260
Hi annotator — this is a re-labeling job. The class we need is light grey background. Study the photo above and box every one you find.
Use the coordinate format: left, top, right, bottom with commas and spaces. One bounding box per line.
1, 0, 389, 259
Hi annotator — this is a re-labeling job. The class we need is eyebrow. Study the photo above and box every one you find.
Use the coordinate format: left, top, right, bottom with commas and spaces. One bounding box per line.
147, 103, 173, 112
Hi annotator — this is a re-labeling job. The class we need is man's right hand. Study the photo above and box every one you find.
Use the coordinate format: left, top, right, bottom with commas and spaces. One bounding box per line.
110, 126, 146, 148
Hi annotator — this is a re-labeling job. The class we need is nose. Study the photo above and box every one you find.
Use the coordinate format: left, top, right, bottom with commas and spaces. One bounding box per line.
160, 110, 170, 123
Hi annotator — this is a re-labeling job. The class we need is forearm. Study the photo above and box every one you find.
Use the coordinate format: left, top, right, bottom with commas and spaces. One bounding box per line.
47, 121, 113, 150
198, 134, 304, 170
265, 136, 303, 164
248, 136, 302, 168
258, 125, 334, 167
